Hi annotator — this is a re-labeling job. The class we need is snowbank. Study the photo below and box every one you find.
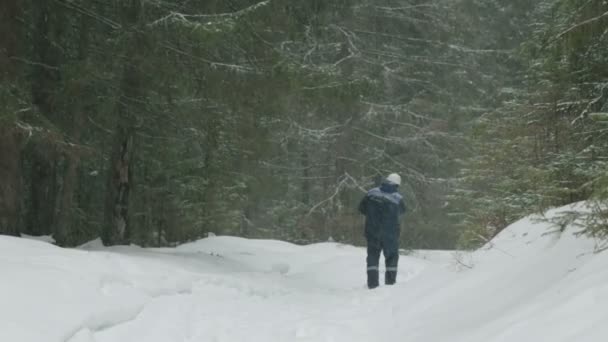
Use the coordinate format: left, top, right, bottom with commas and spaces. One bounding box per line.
20, 233, 56, 244
1, 202, 606, 342
386, 202, 608, 342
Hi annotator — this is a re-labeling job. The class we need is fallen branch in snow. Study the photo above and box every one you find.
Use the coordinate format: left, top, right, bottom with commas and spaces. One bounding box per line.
452, 252, 474, 270
477, 233, 515, 258
595, 243, 608, 254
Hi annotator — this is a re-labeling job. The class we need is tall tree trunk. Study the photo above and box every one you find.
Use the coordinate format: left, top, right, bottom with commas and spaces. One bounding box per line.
103, 106, 136, 245
30, 0, 59, 116
26, 153, 57, 235
25, 0, 65, 236
103, 0, 143, 245
0, 0, 22, 236
54, 14, 90, 245
0, 128, 22, 236
301, 150, 311, 205
0, 0, 18, 77
55, 113, 85, 244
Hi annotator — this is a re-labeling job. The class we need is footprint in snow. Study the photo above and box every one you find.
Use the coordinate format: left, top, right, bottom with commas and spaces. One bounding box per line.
271, 263, 290, 275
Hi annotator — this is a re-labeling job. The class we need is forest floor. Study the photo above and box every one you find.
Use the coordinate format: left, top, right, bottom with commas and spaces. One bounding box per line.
2, 202, 607, 342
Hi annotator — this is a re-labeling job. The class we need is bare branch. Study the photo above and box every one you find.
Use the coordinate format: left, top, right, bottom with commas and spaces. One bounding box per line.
572, 83, 608, 125
53, 0, 121, 29
162, 43, 257, 73
149, 1, 271, 27
10, 57, 59, 71
557, 11, 608, 39
307, 176, 349, 216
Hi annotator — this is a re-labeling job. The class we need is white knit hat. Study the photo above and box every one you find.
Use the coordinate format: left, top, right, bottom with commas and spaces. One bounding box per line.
386, 173, 401, 185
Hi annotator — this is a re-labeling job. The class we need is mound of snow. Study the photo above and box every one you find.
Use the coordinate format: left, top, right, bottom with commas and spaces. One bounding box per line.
20, 233, 56, 244
78, 238, 105, 250
385, 202, 608, 342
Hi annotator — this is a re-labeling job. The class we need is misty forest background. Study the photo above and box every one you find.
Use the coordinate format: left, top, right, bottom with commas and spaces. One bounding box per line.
1, 0, 607, 250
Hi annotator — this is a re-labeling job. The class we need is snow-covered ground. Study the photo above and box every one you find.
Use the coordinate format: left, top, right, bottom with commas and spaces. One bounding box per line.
3, 203, 608, 342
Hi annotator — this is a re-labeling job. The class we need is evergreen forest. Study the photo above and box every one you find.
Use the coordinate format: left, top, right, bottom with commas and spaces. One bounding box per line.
1, 0, 607, 249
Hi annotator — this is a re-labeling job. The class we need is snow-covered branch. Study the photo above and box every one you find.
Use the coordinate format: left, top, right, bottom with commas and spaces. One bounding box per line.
306, 172, 366, 216
330, 25, 361, 66
54, 0, 121, 29
557, 11, 608, 39
149, 1, 271, 27
162, 43, 257, 73
286, 118, 351, 141
572, 83, 608, 125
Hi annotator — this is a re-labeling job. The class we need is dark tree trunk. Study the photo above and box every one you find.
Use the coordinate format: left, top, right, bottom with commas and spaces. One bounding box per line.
54, 14, 90, 245
301, 150, 310, 205
30, 0, 62, 117
104, 124, 135, 245
26, 153, 57, 236
55, 113, 85, 244
103, 0, 143, 245
0, 0, 18, 77
0, 0, 23, 236
25, 0, 66, 236
0, 128, 22, 236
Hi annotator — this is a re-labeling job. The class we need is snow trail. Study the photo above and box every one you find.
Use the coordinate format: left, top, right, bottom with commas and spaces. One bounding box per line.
3, 202, 608, 342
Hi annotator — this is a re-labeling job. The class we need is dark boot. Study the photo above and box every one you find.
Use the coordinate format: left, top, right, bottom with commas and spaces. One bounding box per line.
384, 241, 399, 285
367, 269, 379, 289
384, 249, 399, 285
366, 238, 382, 289
385, 270, 397, 285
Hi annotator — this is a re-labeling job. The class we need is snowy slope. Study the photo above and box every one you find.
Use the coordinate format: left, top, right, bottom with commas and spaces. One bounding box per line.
387, 203, 608, 342
1, 203, 607, 342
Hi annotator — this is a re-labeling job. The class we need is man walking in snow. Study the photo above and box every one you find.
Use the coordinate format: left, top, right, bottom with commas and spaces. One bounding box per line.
358, 173, 406, 289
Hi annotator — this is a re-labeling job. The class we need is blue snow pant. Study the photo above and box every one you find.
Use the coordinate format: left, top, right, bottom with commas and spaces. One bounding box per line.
366, 235, 399, 289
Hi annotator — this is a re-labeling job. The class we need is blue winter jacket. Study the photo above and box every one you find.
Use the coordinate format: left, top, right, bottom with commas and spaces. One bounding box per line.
358, 181, 406, 241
